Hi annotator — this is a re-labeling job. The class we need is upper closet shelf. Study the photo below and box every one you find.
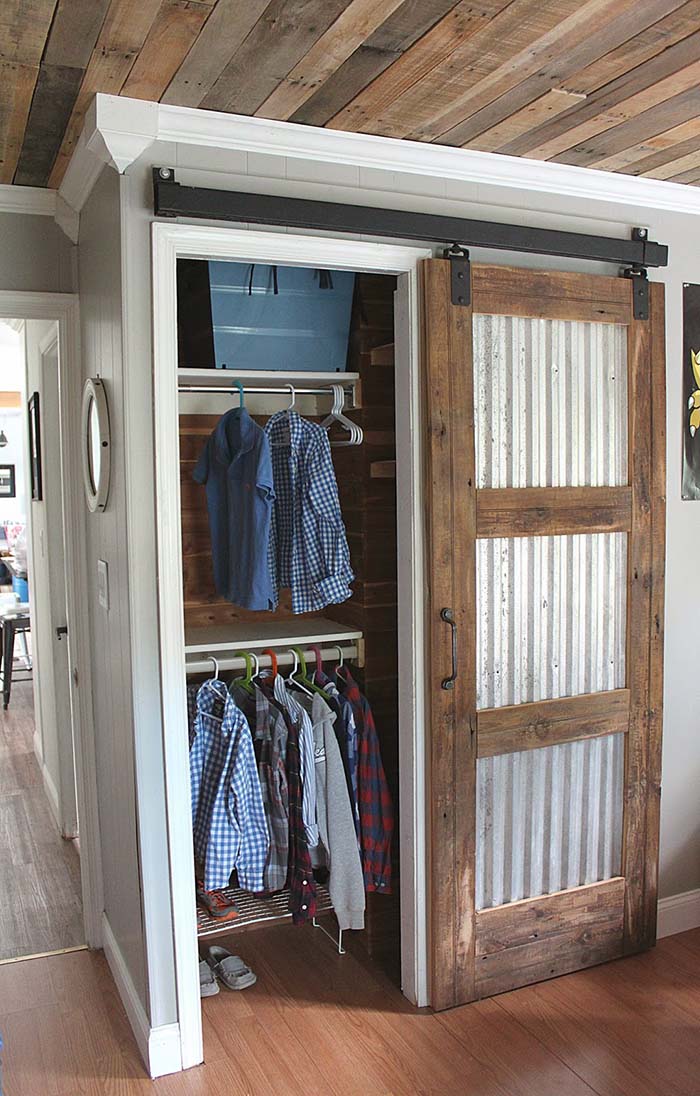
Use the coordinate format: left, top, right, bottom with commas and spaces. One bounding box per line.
185, 617, 362, 655
178, 367, 360, 400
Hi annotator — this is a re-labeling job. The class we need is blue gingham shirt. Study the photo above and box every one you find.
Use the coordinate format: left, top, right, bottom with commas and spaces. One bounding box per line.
190, 680, 269, 892
265, 411, 354, 613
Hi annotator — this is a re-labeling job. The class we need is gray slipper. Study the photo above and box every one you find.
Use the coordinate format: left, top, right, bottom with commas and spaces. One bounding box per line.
206, 946, 257, 990
199, 958, 219, 997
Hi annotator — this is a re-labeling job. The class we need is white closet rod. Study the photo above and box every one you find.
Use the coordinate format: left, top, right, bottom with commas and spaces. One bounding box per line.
185, 641, 363, 676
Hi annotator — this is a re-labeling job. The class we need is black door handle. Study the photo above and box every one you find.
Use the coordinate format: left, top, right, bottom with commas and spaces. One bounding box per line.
441, 608, 457, 690
55, 625, 68, 640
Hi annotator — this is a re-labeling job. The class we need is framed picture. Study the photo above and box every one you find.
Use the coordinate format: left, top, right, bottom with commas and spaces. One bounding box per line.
28, 391, 42, 502
0, 464, 15, 498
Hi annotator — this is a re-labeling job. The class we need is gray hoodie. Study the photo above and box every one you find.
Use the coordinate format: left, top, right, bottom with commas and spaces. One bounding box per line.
308, 692, 365, 931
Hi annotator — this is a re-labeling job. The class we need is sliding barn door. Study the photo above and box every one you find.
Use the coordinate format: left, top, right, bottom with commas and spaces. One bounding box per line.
424, 260, 665, 1011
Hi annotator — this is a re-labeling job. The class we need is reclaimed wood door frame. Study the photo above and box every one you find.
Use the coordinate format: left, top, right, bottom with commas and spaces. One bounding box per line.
423, 259, 666, 1011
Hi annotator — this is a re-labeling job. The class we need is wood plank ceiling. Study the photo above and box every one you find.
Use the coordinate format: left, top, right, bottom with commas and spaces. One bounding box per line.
3, 0, 700, 189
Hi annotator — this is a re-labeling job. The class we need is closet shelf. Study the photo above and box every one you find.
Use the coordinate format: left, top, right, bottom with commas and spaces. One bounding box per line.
178, 367, 360, 401
197, 883, 333, 939
185, 618, 362, 655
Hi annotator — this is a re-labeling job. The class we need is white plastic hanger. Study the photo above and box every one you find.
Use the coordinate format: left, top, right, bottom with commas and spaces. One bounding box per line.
320, 384, 363, 447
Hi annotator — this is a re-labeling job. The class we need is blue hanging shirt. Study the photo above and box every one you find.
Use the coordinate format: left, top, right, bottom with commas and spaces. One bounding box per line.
193, 407, 275, 611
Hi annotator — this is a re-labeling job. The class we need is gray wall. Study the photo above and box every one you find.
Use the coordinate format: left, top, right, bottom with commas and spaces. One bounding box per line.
0, 213, 74, 292
78, 169, 147, 1008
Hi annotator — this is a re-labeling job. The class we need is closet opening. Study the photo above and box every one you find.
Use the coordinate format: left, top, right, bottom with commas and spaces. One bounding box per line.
171, 246, 412, 1033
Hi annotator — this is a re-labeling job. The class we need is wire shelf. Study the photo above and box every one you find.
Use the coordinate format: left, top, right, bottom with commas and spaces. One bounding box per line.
197, 883, 333, 938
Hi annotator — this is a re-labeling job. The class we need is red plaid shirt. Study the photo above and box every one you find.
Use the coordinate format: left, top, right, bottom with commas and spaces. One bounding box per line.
336, 668, 393, 893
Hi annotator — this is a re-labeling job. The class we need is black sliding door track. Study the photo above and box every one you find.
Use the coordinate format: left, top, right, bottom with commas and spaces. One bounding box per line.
153, 167, 667, 269
153, 166, 667, 317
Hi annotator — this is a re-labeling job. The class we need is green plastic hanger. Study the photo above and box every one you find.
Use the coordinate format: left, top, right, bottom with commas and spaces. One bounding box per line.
232, 650, 255, 694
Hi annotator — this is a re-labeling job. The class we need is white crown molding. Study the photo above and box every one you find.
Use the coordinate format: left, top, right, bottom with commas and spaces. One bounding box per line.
60, 92, 700, 220
0, 182, 56, 217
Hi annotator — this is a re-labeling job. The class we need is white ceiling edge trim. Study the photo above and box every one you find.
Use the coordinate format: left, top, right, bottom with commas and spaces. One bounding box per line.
60, 92, 700, 219
0, 182, 56, 217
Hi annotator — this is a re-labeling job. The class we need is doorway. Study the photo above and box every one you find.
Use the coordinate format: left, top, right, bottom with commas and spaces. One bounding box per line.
0, 292, 101, 966
153, 225, 430, 1069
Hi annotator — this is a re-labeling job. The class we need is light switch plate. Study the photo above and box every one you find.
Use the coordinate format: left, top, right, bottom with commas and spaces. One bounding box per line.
97, 559, 109, 611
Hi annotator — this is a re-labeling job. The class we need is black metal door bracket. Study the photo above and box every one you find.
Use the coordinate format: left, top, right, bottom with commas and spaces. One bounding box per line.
622, 265, 649, 320
443, 245, 470, 306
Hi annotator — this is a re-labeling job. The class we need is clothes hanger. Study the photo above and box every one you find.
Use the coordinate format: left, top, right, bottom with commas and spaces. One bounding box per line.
291, 643, 326, 695
232, 650, 255, 694
232, 380, 245, 410
320, 383, 363, 446
207, 655, 220, 679
286, 384, 296, 412
287, 647, 314, 697
309, 643, 324, 685
261, 647, 278, 681
332, 643, 346, 683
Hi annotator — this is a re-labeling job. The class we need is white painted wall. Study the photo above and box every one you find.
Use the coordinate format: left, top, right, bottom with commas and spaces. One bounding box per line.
0, 324, 26, 525
0, 212, 74, 293
78, 169, 148, 1008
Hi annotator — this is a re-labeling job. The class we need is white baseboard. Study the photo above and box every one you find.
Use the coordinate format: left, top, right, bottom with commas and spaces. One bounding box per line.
101, 913, 182, 1079
33, 728, 43, 765
657, 889, 700, 939
41, 761, 61, 830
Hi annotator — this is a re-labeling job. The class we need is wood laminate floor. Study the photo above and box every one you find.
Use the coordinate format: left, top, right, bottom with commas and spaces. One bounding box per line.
2, 925, 700, 1095
0, 680, 83, 961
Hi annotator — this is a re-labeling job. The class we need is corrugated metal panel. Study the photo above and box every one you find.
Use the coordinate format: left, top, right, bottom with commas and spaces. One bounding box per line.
474, 314, 628, 489
476, 734, 624, 909
476, 533, 627, 710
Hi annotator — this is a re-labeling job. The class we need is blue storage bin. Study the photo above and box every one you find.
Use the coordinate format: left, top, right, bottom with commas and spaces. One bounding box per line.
12, 576, 28, 601
208, 261, 355, 373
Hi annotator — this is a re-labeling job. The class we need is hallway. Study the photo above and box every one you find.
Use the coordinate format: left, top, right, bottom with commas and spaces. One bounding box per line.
0, 680, 83, 961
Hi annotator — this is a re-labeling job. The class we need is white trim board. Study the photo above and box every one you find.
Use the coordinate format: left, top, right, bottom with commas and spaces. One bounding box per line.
61, 92, 700, 219
101, 914, 182, 1078
0, 183, 56, 217
657, 890, 700, 939
152, 222, 431, 1071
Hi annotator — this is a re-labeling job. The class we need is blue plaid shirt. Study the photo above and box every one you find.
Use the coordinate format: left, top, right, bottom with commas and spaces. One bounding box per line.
265, 411, 354, 613
190, 680, 269, 892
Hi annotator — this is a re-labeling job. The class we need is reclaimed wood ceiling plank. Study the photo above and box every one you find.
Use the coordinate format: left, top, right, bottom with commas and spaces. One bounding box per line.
14, 64, 84, 186
502, 24, 700, 158
590, 116, 700, 172
326, 0, 513, 133
0, 0, 58, 65
0, 0, 58, 182
200, 0, 349, 116
0, 62, 39, 183
14, 0, 112, 186
161, 0, 269, 107
467, 89, 586, 153
122, 0, 215, 101
291, 0, 460, 126
48, 0, 165, 188
334, 0, 594, 141
563, 0, 700, 96
554, 79, 700, 167
438, 0, 687, 148
643, 146, 700, 180
255, 0, 407, 120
